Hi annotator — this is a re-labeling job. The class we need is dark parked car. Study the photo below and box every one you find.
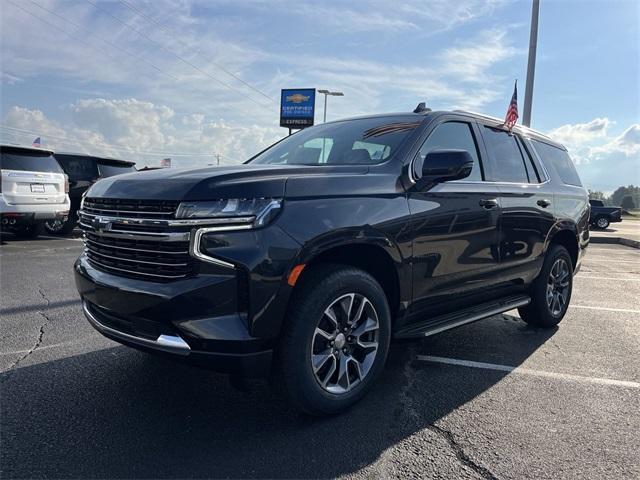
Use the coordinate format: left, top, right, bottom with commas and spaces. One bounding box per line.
74, 108, 589, 415
45, 153, 135, 234
588, 199, 622, 229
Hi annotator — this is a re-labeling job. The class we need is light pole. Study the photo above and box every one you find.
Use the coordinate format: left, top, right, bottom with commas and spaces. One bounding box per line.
523, 0, 540, 127
318, 89, 344, 123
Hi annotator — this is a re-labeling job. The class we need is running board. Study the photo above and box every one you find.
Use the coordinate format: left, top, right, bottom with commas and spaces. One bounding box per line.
394, 294, 531, 339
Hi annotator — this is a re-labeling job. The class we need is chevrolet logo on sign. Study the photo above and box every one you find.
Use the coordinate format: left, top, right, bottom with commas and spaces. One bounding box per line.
286, 94, 310, 103
92, 216, 112, 233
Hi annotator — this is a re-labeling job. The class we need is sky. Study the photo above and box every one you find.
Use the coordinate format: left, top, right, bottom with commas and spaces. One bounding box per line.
1, 0, 638, 192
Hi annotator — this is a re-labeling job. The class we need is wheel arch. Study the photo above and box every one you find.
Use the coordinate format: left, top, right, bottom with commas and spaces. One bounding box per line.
546, 223, 579, 269
293, 233, 408, 323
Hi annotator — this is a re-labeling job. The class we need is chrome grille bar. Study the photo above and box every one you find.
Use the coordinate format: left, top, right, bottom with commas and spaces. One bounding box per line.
85, 249, 189, 267
84, 238, 188, 255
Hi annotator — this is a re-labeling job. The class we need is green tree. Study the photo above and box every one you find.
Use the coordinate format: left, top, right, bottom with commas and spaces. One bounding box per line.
621, 195, 636, 210
611, 185, 640, 206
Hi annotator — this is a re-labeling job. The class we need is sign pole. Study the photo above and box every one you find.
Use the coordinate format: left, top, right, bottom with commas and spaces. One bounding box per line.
523, 0, 540, 127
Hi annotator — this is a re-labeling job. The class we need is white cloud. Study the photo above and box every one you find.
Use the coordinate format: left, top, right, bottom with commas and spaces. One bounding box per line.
2, 101, 283, 168
547, 119, 640, 191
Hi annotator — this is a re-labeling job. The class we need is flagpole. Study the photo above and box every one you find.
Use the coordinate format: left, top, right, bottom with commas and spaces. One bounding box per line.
523, 0, 540, 127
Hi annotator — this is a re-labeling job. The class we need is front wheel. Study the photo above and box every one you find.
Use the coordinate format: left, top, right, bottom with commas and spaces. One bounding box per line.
519, 244, 573, 328
277, 264, 391, 415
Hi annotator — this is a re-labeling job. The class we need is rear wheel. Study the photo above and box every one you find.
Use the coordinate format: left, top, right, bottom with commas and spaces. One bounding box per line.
519, 244, 573, 328
45, 215, 77, 235
277, 264, 391, 415
595, 217, 610, 229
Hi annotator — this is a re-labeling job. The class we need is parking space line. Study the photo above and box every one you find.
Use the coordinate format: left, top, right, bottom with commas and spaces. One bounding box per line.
583, 258, 639, 264
570, 305, 640, 314
576, 276, 640, 282
38, 235, 84, 242
416, 355, 640, 389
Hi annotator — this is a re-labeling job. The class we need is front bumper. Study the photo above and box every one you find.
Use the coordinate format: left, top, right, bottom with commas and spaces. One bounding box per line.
75, 255, 275, 377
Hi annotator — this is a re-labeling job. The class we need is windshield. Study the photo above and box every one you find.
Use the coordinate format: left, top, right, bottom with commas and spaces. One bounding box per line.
0, 151, 63, 173
249, 116, 422, 166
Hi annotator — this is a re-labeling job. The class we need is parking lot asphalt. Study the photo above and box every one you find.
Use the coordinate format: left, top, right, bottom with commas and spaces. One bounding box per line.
1, 235, 639, 479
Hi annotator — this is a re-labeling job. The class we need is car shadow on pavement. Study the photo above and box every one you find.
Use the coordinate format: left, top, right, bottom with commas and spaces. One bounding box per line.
1, 315, 556, 479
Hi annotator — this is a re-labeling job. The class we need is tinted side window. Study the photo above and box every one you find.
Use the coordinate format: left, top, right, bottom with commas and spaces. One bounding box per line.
516, 137, 542, 183
532, 140, 582, 186
55, 155, 99, 181
589, 199, 604, 207
482, 127, 528, 183
417, 122, 482, 181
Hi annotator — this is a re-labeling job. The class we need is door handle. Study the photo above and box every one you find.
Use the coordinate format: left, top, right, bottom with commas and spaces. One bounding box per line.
479, 198, 499, 209
537, 199, 552, 208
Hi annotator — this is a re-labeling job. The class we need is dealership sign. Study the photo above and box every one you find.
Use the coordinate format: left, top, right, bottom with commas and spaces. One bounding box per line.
280, 88, 315, 128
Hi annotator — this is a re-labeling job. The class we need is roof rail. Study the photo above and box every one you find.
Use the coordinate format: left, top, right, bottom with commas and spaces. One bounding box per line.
453, 110, 553, 141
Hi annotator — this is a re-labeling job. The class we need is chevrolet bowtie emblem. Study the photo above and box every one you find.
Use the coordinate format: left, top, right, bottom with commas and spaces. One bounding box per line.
286, 94, 310, 103
92, 216, 112, 233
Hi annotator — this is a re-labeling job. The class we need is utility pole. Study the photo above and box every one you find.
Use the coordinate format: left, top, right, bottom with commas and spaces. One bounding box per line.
523, 0, 540, 127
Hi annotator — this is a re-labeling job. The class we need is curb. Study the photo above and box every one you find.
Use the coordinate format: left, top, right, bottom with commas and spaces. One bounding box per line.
590, 236, 640, 249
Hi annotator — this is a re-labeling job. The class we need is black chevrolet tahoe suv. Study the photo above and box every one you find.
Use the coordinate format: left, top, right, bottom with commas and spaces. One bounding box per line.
74, 109, 589, 415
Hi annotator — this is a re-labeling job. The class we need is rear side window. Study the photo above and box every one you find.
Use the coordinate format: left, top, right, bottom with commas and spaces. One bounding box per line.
55, 154, 99, 181
417, 122, 483, 181
589, 199, 604, 207
532, 140, 582, 186
0, 151, 63, 173
97, 163, 136, 177
482, 127, 528, 183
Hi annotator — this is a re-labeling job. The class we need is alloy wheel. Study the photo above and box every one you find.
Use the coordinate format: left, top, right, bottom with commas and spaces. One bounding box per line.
45, 218, 65, 233
546, 258, 570, 317
311, 293, 379, 394
596, 217, 609, 229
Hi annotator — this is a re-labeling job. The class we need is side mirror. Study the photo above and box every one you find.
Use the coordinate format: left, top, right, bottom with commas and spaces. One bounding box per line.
419, 149, 474, 184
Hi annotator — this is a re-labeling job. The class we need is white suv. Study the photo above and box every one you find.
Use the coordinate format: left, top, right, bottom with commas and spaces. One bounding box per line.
1, 145, 70, 239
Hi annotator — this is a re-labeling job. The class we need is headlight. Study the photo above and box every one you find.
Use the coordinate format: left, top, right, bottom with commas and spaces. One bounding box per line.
175, 198, 282, 227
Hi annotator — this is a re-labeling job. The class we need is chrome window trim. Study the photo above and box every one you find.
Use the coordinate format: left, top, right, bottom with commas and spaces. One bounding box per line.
189, 223, 254, 269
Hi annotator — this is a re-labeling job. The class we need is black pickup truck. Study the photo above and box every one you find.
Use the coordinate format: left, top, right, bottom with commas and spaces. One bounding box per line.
589, 199, 622, 229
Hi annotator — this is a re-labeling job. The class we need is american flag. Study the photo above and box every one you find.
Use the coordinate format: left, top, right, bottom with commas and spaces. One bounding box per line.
32, 137, 41, 148
503, 81, 519, 131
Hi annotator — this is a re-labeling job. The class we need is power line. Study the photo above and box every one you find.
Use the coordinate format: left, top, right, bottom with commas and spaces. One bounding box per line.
85, 0, 273, 108
21, 0, 181, 83
0, 125, 240, 162
117, 0, 276, 103
16, 0, 274, 114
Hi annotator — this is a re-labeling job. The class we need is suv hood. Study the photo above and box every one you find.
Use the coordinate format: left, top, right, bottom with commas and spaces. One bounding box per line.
85, 164, 369, 201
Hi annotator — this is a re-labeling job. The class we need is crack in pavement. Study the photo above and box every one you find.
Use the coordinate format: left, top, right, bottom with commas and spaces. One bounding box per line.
395, 347, 498, 480
1, 287, 52, 381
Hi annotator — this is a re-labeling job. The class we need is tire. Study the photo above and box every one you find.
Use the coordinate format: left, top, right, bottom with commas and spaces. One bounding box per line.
518, 244, 573, 328
44, 216, 77, 235
13, 222, 44, 239
595, 216, 610, 229
276, 264, 391, 416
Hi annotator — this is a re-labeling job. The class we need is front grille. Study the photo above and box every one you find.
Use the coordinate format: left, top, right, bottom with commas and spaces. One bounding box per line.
83, 198, 179, 219
80, 197, 194, 282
